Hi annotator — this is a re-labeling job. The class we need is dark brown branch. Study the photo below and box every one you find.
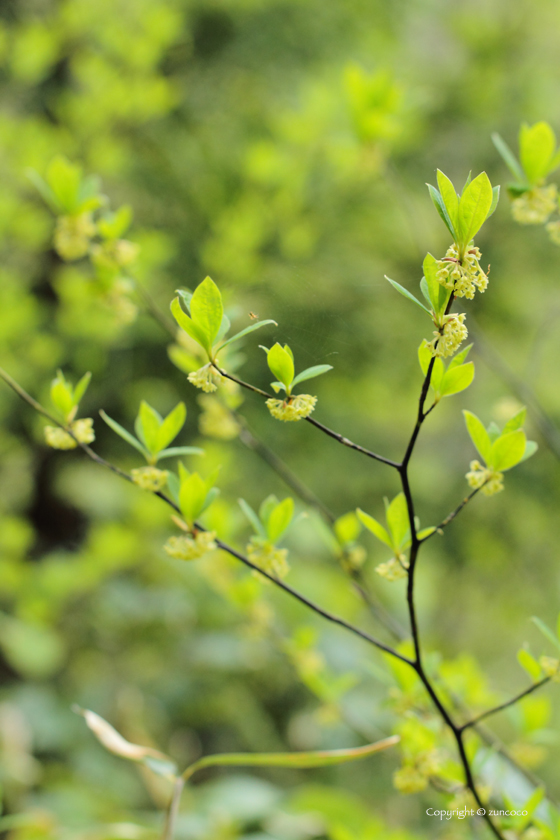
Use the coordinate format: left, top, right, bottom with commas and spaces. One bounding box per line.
459, 678, 551, 732
420, 485, 484, 543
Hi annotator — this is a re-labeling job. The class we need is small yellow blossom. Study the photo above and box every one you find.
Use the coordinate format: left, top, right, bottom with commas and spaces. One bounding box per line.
393, 764, 428, 794
540, 656, 560, 681
437, 244, 488, 299
164, 530, 217, 561
266, 394, 317, 422
198, 395, 240, 439
91, 239, 139, 270
131, 466, 168, 492
247, 536, 290, 579
188, 364, 225, 393
546, 219, 560, 245
341, 545, 367, 572
512, 184, 557, 225
54, 212, 96, 260
375, 555, 408, 581
44, 418, 95, 450
466, 460, 504, 496
427, 313, 468, 358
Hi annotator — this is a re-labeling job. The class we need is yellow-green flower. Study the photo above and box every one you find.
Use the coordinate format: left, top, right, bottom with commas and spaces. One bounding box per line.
188, 364, 225, 393
427, 313, 468, 358
247, 536, 289, 579
466, 460, 503, 496
512, 184, 557, 225
436, 244, 488, 299
393, 764, 427, 794
54, 212, 96, 261
198, 395, 240, 439
375, 555, 408, 581
131, 466, 168, 492
164, 530, 217, 561
266, 394, 317, 422
44, 418, 95, 450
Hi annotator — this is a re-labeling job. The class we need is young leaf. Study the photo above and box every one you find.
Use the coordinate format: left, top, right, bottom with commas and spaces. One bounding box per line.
182, 736, 400, 781
156, 403, 186, 452
138, 402, 163, 455
427, 184, 457, 239
73, 371, 92, 406
436, 170, 459, 230
50, 373, 74, 417
334, 512, 361, 546
457, 172, 494, 245
166, 472, 180, 504
447, 344, 473, 369
486, 185, 500, 219
492, 132, 526, 183
520, 440, 538, 463
386, 493, 410, 549
170, 297, 210, 354
157, 446, 204, 460
239, 498, 266, 538
430, 356, 445, 394
532, 617, 560, 653
489, 430, 527, 471
520, 122, 556, 184
190, 277, 224, 353
179, 473, 207, 524
463, 410, 492, 464
418, 340, 432, 376
259, 494, 279, 530
422, 253, 449, 316
502, 407, 527, 434
292, 365, 333, 388
267, 344, 295, 392
385, 277, 431, 313
517, 648, 542, 681
217, 319, 278, 352
46, 156, 82, 214
266, 497, 294, 543
356, 509, 393, 549
440, 362, 474, 397
99, 410, 149, 458
486, 421, 501, 445
76, 707, 177, 779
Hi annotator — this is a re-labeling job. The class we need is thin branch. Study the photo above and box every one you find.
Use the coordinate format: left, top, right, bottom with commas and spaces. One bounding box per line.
213, 364, 400, 468
459, 678, 551, 732
161, 777, 185, 840
420, 485, 484, 543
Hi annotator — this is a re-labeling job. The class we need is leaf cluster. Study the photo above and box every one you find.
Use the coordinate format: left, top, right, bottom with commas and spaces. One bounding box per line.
493, 121, 560, 195
239, 495, 295, 544
101, 401, 202, 465
464, 407, 537, 472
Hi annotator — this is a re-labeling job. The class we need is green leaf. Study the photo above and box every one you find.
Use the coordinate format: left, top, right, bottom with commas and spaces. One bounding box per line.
430, 356, 445, 394
182, 736, 399, 781
170, 297, 210, 354
157, 446, 204, 460
76, 708, 177, 779
502, 407, 527, 434
73, 371, 92, 406
436, 170, 459, 230
138, 401, 163, 455
190, 277, 224, 353
532, 617, 560, 653
489, 430, 527, 471
520, 121, 556, 184
267, 344, 295, 392
46, 156, 82, 214
27, 168, 62, 213
427, 184, 457, 239
448, 343, 473, 369
385, 277, 431, 313
217, 320, 278, 352
517, 648, 542, 681
166, 472, 180, 504
486, 421, 501, 444
520, 440, 538, 463
50, 372, 74, 417
156, 403, 186, 452
334, 512, 361, 546
292, 364, 333, 388
239, 498, 266, 538
99, 410, 149, 458
486, 185, 500, 219
418, 340, 432, 376
200, 487, 220, 514
492, 132, 526, 183
457, 172, 494, 245
259, 494, 279, 529
440, 362, 474, 397
386, 493, 410, 549
463, 410, 491, 464
422, 252, 449, 316
356, 509, 393, 549
266, 497, 294, 543
417, 526, 436, 540
179, 473, 207, 525
98, 205, 132, 240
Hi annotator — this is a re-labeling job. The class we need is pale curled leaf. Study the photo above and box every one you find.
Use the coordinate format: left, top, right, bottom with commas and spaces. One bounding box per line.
356, 509, 393, 549
182, 736, 400, 780
76, 707, 177, 778
217, 320, 278, 352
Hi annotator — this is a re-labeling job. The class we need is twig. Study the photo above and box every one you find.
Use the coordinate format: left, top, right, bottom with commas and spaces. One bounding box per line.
459, 678, 551, 732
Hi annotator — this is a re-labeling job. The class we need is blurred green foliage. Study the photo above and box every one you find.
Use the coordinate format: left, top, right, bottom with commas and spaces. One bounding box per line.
2, 0, 560, 838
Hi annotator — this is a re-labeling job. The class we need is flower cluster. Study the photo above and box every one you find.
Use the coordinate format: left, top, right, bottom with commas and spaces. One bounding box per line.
164, 530, 217, 561
265, 394, 317, 422
247, 536, 290, 579
375, 555, 408, 582
540, 656, 560, 682
436, 245, 488, 299
44, 418, 95, 450
131, 466, 168, 492
426, 313, 468, 358
91, 239, 139, 271
54, 212, 97, 261
546, 219, 560, 246
393, 751, 441, 794
198, 395, 240, 440
466, 460, 504, 496
188, 364, 225, 393
511, 184, 557, 225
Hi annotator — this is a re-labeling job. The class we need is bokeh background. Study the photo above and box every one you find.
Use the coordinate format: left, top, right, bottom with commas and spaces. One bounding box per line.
1, 1, 560, 838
